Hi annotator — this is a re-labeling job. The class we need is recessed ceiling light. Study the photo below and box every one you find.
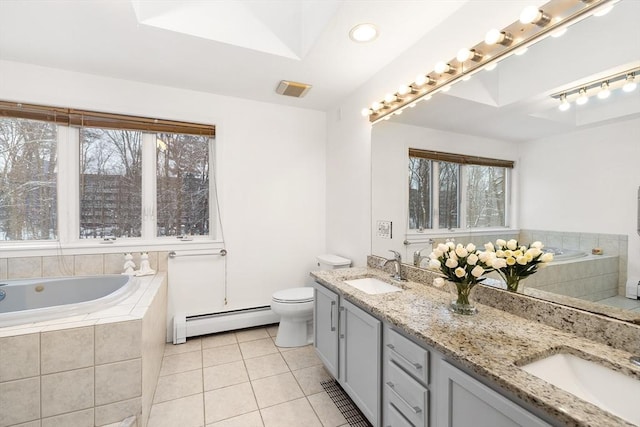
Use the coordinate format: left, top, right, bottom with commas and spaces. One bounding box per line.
349, 23, 378, 43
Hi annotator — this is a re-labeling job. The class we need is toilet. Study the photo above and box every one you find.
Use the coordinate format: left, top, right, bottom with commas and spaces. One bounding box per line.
271, 254, 351, 347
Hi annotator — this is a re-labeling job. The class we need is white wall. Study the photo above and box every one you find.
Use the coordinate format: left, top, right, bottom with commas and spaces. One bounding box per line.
371, 121, 519, 260
518, 117, 640, 282
0, 60, 327, 311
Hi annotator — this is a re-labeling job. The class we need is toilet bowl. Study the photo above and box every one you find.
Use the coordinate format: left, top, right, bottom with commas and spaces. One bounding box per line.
272, 254, 351, 348
271, 287, 314, 347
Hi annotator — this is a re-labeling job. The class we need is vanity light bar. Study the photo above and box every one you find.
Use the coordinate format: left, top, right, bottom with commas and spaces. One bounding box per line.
550, 66, 640, 106
365, 0, 617, 123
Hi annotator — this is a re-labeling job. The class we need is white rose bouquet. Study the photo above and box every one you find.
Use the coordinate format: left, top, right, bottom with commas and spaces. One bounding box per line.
428, 241, 494, 314
479, 239, 554, 292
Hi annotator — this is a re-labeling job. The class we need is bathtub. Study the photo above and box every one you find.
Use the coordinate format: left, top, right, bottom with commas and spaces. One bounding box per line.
0, 274, 139, 328
544, 247, 588, 262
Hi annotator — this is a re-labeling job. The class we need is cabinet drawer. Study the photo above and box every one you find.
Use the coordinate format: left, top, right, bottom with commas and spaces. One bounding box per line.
386, 401, 414, 427
386, 360, 428, 427
386, 328, 429, 384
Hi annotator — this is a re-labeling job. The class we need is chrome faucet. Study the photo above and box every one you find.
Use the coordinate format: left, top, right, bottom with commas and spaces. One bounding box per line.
413, 239, 435, 267
383, 250, 406, 281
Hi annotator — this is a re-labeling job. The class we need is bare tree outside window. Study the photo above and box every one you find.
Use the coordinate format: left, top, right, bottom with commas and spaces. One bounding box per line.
0, 118, 57, 240
438, 162, 460, 229
466, 165, 506, 227
408, 157, 432, 230
156, 133, 209, 237
79, 128, 142, 238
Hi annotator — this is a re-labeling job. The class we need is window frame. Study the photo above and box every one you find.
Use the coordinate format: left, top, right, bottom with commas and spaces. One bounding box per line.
407, 149, 514, 235
0, 101, 221, 254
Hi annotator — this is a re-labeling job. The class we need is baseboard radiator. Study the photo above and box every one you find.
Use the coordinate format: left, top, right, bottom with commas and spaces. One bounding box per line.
172, 306, 279, 344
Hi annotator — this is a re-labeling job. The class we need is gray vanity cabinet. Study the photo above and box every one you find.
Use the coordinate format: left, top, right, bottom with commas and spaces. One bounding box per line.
312, 283, 340, 378
312, 283, 381, 426
438, 361, 551, 427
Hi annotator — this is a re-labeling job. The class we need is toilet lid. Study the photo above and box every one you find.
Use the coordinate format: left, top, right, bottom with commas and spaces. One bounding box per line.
272, 287, 314, 303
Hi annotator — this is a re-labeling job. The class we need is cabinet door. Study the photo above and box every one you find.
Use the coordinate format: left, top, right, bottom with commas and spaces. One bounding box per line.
340, 299, 381, 427
312, 283, 340, 378
438, 361, 551, 427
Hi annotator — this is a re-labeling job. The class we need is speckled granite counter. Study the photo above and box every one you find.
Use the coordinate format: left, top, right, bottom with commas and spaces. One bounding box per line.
311, 267, 640, 427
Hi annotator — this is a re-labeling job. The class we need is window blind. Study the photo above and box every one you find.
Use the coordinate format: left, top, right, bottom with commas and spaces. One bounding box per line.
0, 100, 215, 137
408, 148, 514, 168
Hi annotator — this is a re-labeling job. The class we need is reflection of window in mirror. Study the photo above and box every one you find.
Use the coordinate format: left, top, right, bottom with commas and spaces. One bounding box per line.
408, 149, 513, 231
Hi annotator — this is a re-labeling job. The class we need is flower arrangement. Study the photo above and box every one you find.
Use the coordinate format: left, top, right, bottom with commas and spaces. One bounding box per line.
479, 239, 554, 292
428, 241, 493, 314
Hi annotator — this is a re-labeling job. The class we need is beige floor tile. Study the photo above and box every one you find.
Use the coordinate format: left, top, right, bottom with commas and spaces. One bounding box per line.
251, 372, 304, 408
202, 344, 242, 367
260, 397, 322, 427
204, 382, 258, 424
206, 410, 263, 427
308, 392, 347, 427
291, 365, 332, 396
244, 353, 290, 381
153, 368, 203, 403
281, 345, 322, 371
239, 338, 278, 359
203, 360, 249, 391
236, 327, 270, 343
159, 350, 202, 376
163, 338, 202, 356
202, 332, 237, 349
266, 325, 278, 338
147, 394, 204, 427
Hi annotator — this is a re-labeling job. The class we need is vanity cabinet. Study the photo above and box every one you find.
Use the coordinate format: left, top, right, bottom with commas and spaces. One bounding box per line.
437, 361, 551, 427
312, 282, 381, 426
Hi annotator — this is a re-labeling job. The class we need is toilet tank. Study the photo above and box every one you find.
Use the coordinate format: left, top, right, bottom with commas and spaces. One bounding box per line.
316, 254, 352, 270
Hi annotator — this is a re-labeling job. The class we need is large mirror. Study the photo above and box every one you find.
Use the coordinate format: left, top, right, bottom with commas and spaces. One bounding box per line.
371, 0, 640, 322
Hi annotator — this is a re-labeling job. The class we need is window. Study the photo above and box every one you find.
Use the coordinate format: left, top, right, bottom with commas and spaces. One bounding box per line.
0, 100, 215, 244
408, 149, 512, 231
0, 117, 57, 240
156, 133, 210, 237
80, 128, 142, 238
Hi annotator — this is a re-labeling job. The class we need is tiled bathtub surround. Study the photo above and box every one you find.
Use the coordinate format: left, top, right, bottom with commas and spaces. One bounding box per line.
0, 273, 167, 427
519, 229, 628, 294
0, 251, 168, 280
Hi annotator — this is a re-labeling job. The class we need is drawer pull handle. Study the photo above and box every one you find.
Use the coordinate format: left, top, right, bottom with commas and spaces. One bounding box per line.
386, 381, 422, 414
387, 344, 423, 370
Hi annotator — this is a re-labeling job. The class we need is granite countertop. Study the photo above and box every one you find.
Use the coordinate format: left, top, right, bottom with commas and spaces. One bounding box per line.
311, 267, 640, 427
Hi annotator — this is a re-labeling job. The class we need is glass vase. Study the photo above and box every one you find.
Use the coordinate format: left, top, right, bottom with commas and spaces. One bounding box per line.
448, 281, 477, 315
505, 275, 525, 292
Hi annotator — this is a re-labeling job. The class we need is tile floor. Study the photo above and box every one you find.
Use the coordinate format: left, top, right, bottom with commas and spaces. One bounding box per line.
147, 325, 349, 427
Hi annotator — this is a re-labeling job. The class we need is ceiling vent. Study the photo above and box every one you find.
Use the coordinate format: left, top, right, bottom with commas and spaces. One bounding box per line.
276, 80, 312, 98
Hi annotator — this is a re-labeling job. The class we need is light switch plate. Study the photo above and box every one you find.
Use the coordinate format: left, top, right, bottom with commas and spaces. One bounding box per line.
377, 220, 392, 239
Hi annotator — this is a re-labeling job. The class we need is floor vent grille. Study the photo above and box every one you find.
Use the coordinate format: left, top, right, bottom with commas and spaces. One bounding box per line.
320, 379, 372, 427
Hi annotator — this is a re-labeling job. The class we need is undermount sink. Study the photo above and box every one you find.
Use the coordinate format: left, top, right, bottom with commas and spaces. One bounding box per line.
521, 352, 640, 425
343, 277, 402, 295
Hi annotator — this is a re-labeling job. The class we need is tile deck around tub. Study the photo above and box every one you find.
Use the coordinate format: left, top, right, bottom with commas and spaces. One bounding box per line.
148, 325, 361, 427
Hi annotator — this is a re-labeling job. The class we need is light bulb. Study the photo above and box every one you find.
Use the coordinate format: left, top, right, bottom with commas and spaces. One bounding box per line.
485, 29, 512, 46
576, 89, 589, 105
558, 95, 570, 112
398, 85, 411, 96
520, 6, 550, 26
384, 93, 397, 104
597, 82, 610, 99
457, 48, 471, 62
434, 61, 451, 74
415, 74, 427, 86
623, 74, 637, 92
371, 101, 382, 111
361, 108, 372, 117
